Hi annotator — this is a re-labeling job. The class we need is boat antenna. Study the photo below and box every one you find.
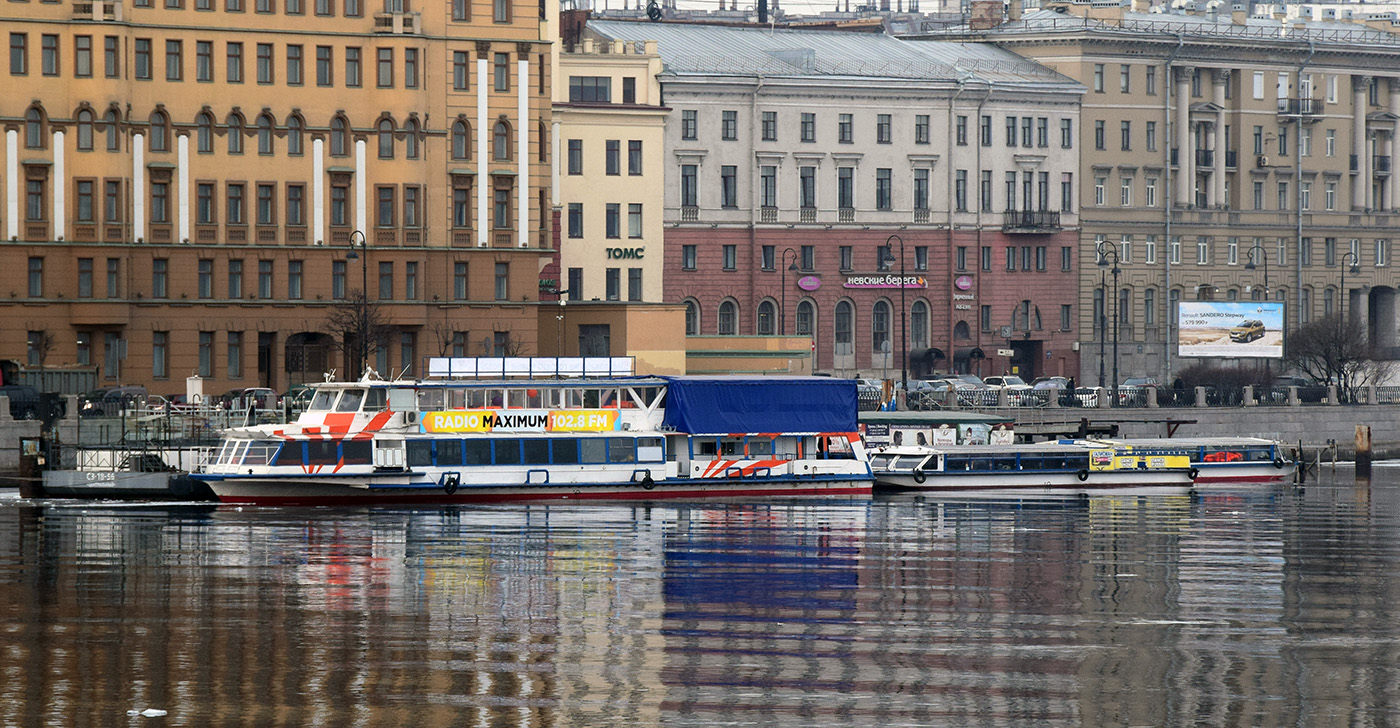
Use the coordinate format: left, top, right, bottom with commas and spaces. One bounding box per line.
396, 365, 411, 381
323, 369, 337, 383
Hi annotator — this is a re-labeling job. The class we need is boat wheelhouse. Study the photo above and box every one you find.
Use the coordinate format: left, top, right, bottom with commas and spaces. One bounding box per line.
869, 440, 1197, 496
1086, 437, 1293, 484
194, 359, 872, 505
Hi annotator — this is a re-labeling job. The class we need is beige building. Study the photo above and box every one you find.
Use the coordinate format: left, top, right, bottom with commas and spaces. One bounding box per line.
3, 0, 554, 393
914, 1, 1400, 383
551, 32, 667, 306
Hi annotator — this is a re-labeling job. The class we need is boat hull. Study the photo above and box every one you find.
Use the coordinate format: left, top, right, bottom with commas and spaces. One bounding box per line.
201, 475, 872, 505
875, 469, 1195, 497
1190, 463, 1294, 484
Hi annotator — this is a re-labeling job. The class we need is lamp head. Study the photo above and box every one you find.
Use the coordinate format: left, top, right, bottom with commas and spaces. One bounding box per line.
1244, 259, 1256, 271
346, 249, 359, 260
787, 260, 799, 272
881, 245, 896, 265
1349, 263, 1360, 275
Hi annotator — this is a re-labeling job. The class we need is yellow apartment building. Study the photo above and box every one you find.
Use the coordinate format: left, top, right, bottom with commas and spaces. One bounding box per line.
2, 0, 553, 394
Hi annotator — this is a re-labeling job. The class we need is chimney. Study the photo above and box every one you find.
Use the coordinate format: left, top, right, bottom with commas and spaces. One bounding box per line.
1007, 0, 1021, 21
1232, 8, 1246, 23
1130, 0, 1147, 13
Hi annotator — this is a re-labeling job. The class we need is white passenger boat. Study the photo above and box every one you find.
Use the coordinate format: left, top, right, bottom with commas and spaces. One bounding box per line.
1085, 437, 1294, 484
869, 440, 1197, 496
192, 360, 872, 505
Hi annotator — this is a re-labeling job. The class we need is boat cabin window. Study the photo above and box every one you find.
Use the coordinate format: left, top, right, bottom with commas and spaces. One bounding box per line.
507, 389, 528, 409
336, 389, 365, 412
524, 388, 545, 408
494, 440, 521, 465
437, 440, 463, 466
406, 440, 433, 467
580, 438, 607, 464
696, 438, 717, 457
308, 390, 337, 411
522, 439, 550, 465
214, 440, 237, 465
552, 439, 579, 464
945, 457, 969, 471
465, 389, 487, 409
342, 441, 372, 465
720, 438, 742, 456
893, 455, 928, 471
869, 454, 895, 470
416, 389, 444, 411
609, 438, 636, 463
271, 442, 301, 466
463, 440, 491, 465
243, 440, 281, 466
363, 388, 387, 412
308, 440, 338, 465
748, 437, 774, 457
637, 437, 664, 462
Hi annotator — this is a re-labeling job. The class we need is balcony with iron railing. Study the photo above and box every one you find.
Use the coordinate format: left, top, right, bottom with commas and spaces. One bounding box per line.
1195, 149, 1214, 167
373, 10, 421, 33
1378, 155, 1392, 174
1225, 150, 1238, 168
1277, 97, 1322, 119
1002, 210, 1061, 233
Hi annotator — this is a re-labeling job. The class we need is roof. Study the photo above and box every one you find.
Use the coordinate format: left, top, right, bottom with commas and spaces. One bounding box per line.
587, 19, 1080, 88
859, 411, 1011, 426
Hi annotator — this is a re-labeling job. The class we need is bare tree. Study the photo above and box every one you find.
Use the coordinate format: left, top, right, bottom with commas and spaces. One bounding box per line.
322, 291, 395, 377
30, 331, 55, 370
1285, 314, 1394, 401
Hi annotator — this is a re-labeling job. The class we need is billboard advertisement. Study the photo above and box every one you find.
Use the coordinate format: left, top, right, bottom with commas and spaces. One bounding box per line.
1177, 302, 1285, 359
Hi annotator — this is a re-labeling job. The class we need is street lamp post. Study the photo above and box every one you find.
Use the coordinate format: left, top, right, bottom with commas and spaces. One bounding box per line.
345, 230, 369, 377
1097, 240, 1121, 406
1097, 268, 1107, 391
881, 235, 908, 399
1245, 243, 1270, 301
1340, 250, 1360, 321
781, 247, 798, 336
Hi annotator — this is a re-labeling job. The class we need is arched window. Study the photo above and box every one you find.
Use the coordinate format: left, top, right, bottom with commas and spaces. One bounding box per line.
75, 109, 94, 151
286, 115, 303, 155
718, 300, 738, 335
872, 300, 890, 353
403, 119, 419, 159
834, 300, 853, 355
451, 120, 469, 160
493, 121, 510, 161
330, 116, 347, 156
196, 113, 214, 153
796, 300, 815, 337
25, 107, 45, 149
910, 300, 929, 349
104, 109, 121, 151
953, 321, 971, 340
226, 114, 244, 154
257, 115, 275, 155
684, 299, 700, 335
377, 118, 394, 159
148, 110, 169, 152
757, 300, 776, 335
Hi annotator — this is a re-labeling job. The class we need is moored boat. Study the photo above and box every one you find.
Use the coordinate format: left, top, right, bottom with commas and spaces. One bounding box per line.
192, 360, 872, 505
869, 440, 1197, 497
1085, 437, 1294, 484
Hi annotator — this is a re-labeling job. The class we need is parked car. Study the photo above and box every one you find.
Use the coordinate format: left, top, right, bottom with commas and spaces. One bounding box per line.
79, 385, 148, 417
1230, 319, 1266, 343
940, 373, 987, 388
1031, 376, 1070, 390
983, 375, 1031, 391
0, 384, 41, 419
218, 387, 279, 411
1118, 377, 1161, 406
1272, 375, 1328, 403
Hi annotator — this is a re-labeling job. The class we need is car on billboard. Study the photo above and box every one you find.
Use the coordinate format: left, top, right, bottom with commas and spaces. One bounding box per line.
1230, 319, 1266, 343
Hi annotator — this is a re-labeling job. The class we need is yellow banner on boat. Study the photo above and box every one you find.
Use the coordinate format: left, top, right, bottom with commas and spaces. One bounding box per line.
421, 409, 620, 433
1090, 449, 1191, 471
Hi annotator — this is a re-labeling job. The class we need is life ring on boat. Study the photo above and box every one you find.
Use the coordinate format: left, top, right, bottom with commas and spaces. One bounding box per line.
443, 473, 460, 496
1076, 469, 1089, 482
1188, 468, 1200, 481
641, 473, 656, 490
912, 469, 926, 484
1273, 457, 1285, 469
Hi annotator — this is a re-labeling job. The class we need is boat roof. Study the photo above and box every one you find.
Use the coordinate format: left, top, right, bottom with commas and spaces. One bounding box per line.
859, 411, 1010, 426
1093, 437, 1280, 447
304, 376, 670, 390
872, 442, 1109, 456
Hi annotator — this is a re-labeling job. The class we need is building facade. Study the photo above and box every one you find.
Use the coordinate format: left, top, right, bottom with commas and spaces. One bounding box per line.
4, 0, 553, 393
591, 20, 1085, 382
915, 1, 1400, 384
552, 34, 667, 310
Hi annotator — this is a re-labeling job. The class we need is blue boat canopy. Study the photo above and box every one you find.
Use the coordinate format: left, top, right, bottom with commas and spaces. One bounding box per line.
661, 376, 857, 435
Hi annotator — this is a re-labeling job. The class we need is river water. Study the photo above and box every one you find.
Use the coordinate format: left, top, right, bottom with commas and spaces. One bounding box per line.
1, 468, 1399, 727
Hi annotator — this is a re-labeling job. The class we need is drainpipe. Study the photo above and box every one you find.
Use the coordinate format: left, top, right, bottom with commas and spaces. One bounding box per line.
1163, 32, 1184, 385
1295, 39, 1315, 333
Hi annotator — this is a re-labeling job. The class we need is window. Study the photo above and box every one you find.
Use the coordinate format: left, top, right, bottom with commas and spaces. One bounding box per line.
229, 260, 243, 299
720, 166, 737, 208
198, 259, 213, 298
377, 48, 393, 87
1006, 116, 1017, 147
567, 201, 583, 237
914, 169, 930, 211
153, 332, 168, 379
1094, 120, 1105, 150
981, 246, 991, 271
105, 182, 122, 223
605, 140, 620, 175
378, 261, 394, 299
1062, 246, 1073, 271
761, 111, 777, 141
838, 113, 852, 143
316, 45, 332, 86
198, 332, 213, 377
404, 48, 417, 88
226, 41, 243, 83
1060, 118, 1073, 148
228, 332, 243, 378
761, 166, 777, 208
801, 113, 815, 143
75, 36, 92, 77
41, 34, 57, 76
152, 258, 168, 298
1121, 177, 1133, 206
494, 262, 509, 300
26, 179, 45, 221
685, 300, 699, 335
288, 260, 303, 299
628, 204, 643, 238
10, 33, 27, 76
682, 245, 697, 271
76, 180, 94, 221
345, 47, 361, 87
256, 42, 272, 83
622, 77, 635, 103
493, 52, 508, 91
452, 51, 468, 90
628, 268, 642, 302
135, 38, 151, 79
453, 262, 467, 300
876, 114, 891, 144
150, 181, 170, 223
605, 203, 619, 238
719, 300, 737, 335
838, 167, 854, 209
493, 121, 510, 160
628, 140, 642, 175
680, 165, 697, 207
105, 36, 120, 78
1093, 63, 1104, 92
376, 186, 395, 227
834, 300, 852, 355
378, 119, 395, 158
27, 258, 43, 298
920, 115, 933, 145
801, 245, 814, 270
681, 110, 697, 140
722, 110, 738, 140
256, 183, 275, 224
1094, 177, 1105, 206
954, 170, 967, 212
493, 0, 509, 22
722, 245, 737, 271
1121, 120, 1131, 151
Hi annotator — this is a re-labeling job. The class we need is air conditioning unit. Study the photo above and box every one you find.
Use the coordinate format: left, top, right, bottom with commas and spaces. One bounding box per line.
1257, 155, 1270, 168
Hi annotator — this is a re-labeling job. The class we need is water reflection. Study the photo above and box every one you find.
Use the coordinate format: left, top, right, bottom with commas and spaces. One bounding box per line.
0, 474, 1398, 726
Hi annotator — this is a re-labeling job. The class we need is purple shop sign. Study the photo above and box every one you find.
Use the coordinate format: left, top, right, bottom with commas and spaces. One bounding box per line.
842, 274, 928, 289
797, 275, 822, 291
954, 275, 973, 291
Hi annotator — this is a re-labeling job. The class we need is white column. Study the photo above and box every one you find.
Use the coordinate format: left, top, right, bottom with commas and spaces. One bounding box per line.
313, 137, 325, 244
1212, 70, 1227, 208
550, 119, 561, 204
5, 129, 17, 240
133, 133, 146, 242
52, 130, 65, 241
355, 138, 366, 234
1389, 79, 1400, 211
477, 55, 488, 247
1204, 123, 1217, 208
177, 133, 190, 243
1175, 68, 1193, 207
1354, 77, 1368, 210
517, 54, 528, 247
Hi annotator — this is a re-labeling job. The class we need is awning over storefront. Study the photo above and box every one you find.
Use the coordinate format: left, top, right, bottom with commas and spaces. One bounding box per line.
909, 347, 946, 363
952, 347, 985, 363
